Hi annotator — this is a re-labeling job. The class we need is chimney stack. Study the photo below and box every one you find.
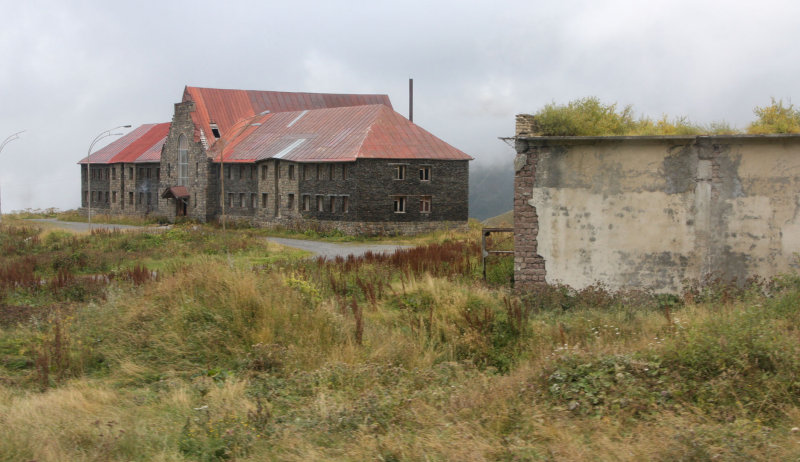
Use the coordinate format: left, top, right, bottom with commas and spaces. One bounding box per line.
409, 78, 413, 123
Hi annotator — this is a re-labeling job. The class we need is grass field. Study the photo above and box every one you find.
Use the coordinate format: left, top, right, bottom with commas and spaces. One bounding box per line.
1, 215, 800, 461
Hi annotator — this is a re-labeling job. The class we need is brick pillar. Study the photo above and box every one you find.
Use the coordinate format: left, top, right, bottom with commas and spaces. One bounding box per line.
513, 140, 546, 290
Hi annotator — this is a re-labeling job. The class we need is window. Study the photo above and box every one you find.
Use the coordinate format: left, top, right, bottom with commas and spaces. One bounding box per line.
129, 192, 134, 204
111, 168, 116, 180
83, 191, 87, 204
209, 123, 220, 139
239, 166, 244, 180
302, 165, 308, 180
146, 192, 151, 205
112, 191, 117, 203
316, 195, 324, 212
228, 193, 234, 207
329, 164, 334, 180
250, 165, 255, 180
393, 196, 406, 213
147, 168, 152, 179
129, 167, 134, 179
250, 193, 256, 208
419, 166, 430, 181
156, 168, 160, 180
138, 168, 144, 178
316, 164, 320, 180
302, 195, 311, 211
420, 196, 431, 213
394, 165, 406, 180
287, 193, 295, 210
194, 193, 197, 208
196, 163, 199, 175
262, 193, 268, 208
329, 196, 336, 213
238, 193, 244, 207
342, 196, 349, 213
178, 134, 189, 186
226, 166, 232, 180
288, 164, 295, 180
342, 164, 347, 180
261, 165, 268, 180
105, 191, 110, 203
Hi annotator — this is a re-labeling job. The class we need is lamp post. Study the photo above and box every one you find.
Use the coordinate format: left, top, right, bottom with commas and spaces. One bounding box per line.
0, 130, 24, 225
87, 125, 131, 230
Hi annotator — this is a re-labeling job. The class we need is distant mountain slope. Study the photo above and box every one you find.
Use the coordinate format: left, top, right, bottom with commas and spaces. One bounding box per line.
482, 210, 513, 227
469, 158, 513, 220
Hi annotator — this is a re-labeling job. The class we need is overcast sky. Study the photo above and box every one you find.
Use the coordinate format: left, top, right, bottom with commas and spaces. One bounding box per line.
2, 0, 800, 212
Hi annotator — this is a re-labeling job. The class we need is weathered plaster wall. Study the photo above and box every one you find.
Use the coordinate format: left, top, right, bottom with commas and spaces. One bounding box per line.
515, 122, 800, 292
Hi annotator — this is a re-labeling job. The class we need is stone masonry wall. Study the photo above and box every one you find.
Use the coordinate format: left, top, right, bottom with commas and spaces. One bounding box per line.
349, 159, 469, 223
513, 137, 546, 290
158, 101, 212, 221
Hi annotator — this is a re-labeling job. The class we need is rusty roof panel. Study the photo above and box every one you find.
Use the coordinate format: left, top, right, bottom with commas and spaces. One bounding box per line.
184, 86, 392, 146
78, 123, 170, 164
218, 105, 472, 163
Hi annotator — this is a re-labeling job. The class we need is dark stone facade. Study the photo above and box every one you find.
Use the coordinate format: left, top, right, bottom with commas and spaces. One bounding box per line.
82, 100, 470, 235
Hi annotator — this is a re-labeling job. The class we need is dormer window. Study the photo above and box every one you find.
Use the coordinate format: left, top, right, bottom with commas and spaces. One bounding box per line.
209, 123, 221, 139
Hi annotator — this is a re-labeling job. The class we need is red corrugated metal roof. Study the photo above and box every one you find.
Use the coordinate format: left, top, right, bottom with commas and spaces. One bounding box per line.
78, 123, 170, 164
183, 86, 393, 145
216, 105, 472, 163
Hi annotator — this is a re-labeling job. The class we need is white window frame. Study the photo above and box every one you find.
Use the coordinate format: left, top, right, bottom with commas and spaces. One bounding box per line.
393, 196, 406, 213
419, 166, 431, 181
420, 195, 431, 213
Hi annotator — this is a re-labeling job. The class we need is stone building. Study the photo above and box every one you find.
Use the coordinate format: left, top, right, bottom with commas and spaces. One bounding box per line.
80, 87, 472, 234
513, 114, 800, 293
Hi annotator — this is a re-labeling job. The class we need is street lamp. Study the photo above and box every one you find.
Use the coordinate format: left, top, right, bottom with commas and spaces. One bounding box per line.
87, 125, 131, 230
0, 130, 24, 225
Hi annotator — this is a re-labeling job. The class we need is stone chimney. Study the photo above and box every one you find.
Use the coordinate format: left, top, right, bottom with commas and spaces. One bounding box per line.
515, 114, 537, 137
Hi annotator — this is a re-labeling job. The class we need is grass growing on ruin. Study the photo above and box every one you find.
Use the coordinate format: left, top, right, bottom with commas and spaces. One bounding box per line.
2, 223, 800, 460
526, 96, 800, 136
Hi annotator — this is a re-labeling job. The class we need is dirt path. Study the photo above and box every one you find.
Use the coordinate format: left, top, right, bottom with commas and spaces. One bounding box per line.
265, 236, 411, 259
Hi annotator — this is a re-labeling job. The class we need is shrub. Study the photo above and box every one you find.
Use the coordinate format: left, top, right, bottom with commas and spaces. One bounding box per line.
747, 97, 800, 134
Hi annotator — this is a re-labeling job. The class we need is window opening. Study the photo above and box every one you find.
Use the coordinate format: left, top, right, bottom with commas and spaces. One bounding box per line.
393, 196, 406, 213
420, 196, 431, 213
420, 166, 431, 181
209, 123, 221, 139
178, 134, 189, 186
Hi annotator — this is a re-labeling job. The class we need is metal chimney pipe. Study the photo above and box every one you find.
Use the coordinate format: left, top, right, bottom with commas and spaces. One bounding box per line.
409, 78, 413, 123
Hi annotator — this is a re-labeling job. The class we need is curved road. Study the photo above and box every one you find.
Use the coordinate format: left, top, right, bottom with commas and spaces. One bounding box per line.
266, 237, 411, 259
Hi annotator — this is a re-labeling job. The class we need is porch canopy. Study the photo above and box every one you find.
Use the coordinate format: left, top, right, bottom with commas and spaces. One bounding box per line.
162, 186, 189, 199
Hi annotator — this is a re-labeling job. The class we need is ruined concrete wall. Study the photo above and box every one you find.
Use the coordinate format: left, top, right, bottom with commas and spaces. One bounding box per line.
515, 130, 800, 293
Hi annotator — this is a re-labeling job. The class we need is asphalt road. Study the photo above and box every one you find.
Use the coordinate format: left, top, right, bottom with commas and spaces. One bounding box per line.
265, 237, 411, 259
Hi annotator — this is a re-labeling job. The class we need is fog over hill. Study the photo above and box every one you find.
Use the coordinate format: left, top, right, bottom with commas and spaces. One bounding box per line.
469, 157, 514, 221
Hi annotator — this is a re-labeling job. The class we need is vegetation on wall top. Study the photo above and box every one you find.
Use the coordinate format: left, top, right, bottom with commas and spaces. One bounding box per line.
527, 96, 800, 136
